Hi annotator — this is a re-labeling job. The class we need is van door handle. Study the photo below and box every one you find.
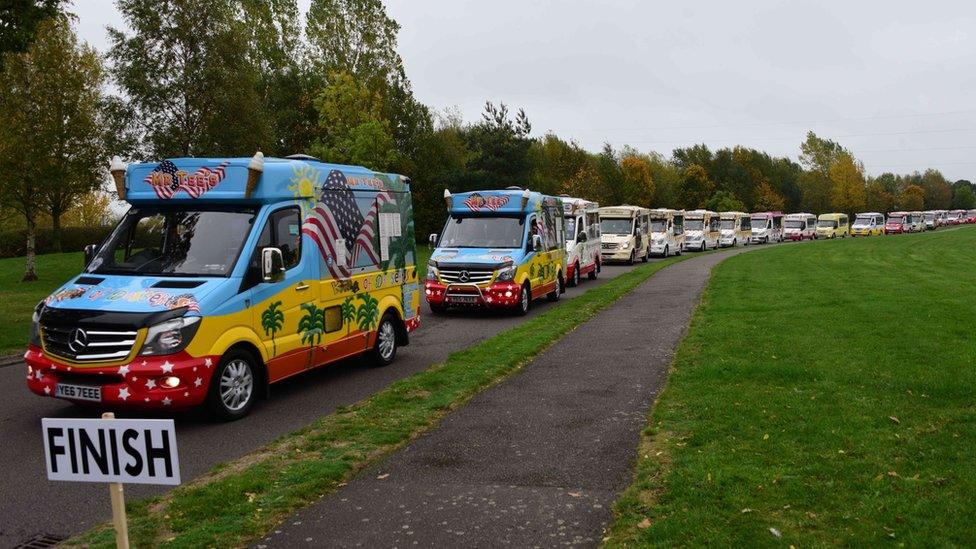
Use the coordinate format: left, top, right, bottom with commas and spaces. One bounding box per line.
295, 283, 310, 291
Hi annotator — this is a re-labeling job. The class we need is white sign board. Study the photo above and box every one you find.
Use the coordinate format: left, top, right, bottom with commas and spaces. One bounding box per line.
42, 418, 181, 485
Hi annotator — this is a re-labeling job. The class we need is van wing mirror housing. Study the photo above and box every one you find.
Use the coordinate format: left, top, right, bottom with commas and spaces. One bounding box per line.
262, 247, 285, 283
577, 231, 587, 242
532, 234, 544, 252
83, 244, 97, 267
428, 233, 438, 246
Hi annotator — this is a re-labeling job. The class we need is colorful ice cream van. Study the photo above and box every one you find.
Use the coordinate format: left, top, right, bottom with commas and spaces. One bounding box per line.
599, 205, 651, 264
851, 212, 885, 236
718, 211, 750, 247
561, 196, 601, 286
649, 208, 685, 256
425, 188, 566, 315
815, 213, 849, 239
683, 210, 720, 251
26, 154, 420, 419
784, 213, 817, 241
908, 211, 926, 232
885, 212, 910, 234
749, 211, 784, 244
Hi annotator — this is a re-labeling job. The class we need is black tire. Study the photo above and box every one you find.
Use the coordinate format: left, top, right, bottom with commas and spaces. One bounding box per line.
588, 260, 598, 280
547, 274, 563, 302
628, 250, 636, 265
700, 241, 706, 252
516, 282, 531, 316
642, 248, 649, 263
369, 313, 399, 366
664, 245, 670, 257
207, 348, 259, 421
569, 263, 580, 287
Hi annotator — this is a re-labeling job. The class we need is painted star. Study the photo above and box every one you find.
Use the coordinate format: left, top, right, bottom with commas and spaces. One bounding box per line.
44, 386, 51, 395
144, 397, 150, 402
145, 378, 157, 389
118, 365, 130, 378
161, 361, 174, 374
183, 391, 189, 397
204, 358, 213, 368
118, 387, 130, 401
162, 396, 172, 406
140, 360, 148, 367
193, 377, 203, 387
34, 369, 44, 381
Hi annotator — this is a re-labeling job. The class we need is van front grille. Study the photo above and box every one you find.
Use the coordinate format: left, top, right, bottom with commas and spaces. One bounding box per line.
41, 324, 138, 362
438, 269, 494, 284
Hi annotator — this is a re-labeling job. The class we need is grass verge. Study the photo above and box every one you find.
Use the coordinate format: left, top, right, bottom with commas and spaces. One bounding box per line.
67, 252, 690, 548
0, 252, 83, 354
606, 227, 976, 547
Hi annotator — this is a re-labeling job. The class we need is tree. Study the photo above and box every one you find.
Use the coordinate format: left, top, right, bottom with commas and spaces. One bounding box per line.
951, 181, 976, 209
0, 0, 64, 65
865, 180, 894, 214
60, 189, 114, 227
595, 143, 624, 203
526, 133, 591, 197
108, 0, 272, 157
619, 152, 655, 207
797, 170, 832, 214
799, 131, 847, 177
752, 181, 785, 212
563, 161, 609, 205
918, 169, 952, 209
676, 164, 714, 210
707, 190, 746, 212
465, 102, 533, 187
0, 15, 106, 279
899, 185, 925, 211
310, 71, 398, 168
829, 152, 866, 215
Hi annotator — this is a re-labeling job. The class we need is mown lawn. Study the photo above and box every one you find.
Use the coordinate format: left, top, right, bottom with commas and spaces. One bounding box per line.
607, 226, 976, 547
0, 252, 83, 354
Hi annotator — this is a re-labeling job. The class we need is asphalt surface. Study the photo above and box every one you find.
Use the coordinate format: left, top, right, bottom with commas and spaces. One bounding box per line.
0, 258, 650, 547
257, 246, 761, 548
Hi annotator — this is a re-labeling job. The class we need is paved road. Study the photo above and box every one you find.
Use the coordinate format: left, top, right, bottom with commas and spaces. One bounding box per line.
0, 258, 653, 547
258, 246, 760, 548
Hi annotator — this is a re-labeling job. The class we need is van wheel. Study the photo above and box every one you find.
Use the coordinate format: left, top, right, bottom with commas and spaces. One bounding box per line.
548, 274, 563, 302
517, 283, 531, 315
569, 263, 580, 287
700, 241, 706, 252
588, 259, 598, 280
642, 249, 649, 262
207, 349, 258, 421
663, 245, 669, 257
370, 313, 399, 366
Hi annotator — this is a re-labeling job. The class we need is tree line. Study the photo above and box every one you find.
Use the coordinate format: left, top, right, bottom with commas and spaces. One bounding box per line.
1, 0, 974, 281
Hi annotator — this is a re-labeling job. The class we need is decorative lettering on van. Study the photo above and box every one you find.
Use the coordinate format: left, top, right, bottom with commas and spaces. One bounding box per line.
463, 193, 509, 212
144, 160, 229, 199
47, 288, 202, 312
46, 287, 88, 303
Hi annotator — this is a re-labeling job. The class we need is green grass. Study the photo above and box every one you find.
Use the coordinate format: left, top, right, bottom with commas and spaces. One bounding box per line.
0, 248, 433, 356
67, 251, 689, 548
607, 227, 976, 547
0, 252, 84, 354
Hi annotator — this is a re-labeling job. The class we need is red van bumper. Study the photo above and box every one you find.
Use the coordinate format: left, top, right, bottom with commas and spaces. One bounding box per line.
424, 280, 523, 310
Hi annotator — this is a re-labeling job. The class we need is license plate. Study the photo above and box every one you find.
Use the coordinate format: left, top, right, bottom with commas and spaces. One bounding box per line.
449, 295, 478, 304
56, 383, 102, 402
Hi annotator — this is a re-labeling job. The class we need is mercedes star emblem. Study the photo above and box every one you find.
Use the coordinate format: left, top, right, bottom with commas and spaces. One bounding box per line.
68, 328, 89, 354
458, 270, 470, 283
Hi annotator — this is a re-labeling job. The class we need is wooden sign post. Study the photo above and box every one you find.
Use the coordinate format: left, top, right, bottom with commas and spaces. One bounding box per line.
103, 412, 130, 549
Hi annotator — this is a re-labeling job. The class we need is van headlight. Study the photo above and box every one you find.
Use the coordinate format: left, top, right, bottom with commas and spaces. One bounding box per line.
496, 265, 516, 281
140, 316, 201, 355
29, 301, 44, 347
621, 242, 630, 249
426, 262, 439, 281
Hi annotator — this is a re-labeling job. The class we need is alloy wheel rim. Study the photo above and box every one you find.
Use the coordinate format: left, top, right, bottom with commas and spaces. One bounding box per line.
378, 320, 396, 360
219, 359, 254, 412
521, 286, 529, 311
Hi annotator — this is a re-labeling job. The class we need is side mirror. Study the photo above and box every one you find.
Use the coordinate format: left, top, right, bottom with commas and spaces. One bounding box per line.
428, 233, 438, 247
83, 244, 97, 266
532, 234, 543, 252
261, 247, 285, 283
577, 232, 586, 242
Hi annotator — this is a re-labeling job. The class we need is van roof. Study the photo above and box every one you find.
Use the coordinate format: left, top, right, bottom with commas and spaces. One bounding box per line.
718, 211, 748, 217
856, 212, 884, 216
559, 196, 600, 215
785, 212, 816, 218
447, 188, 561, 215
123, 155, 408, 204
750, 211, 783, 218
818, 213, 847, 219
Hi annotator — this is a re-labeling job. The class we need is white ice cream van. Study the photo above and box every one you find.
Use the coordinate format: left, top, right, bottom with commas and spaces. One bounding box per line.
718, 211, 750, 247
784, 213, 817, 241
599, 205, 651, 264
648, 208, 684, 257
683, 209, 720, 252
749, 211, 784, 244
561, 196, 601, 286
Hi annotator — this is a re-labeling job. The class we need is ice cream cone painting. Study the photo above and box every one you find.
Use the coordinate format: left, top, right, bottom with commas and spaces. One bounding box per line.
110, 156, 127, 199
245, 151, 264, 198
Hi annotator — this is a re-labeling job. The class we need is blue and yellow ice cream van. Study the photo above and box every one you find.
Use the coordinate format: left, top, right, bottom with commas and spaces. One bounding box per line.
424, 188, 567, 315
25, 153, 420, 419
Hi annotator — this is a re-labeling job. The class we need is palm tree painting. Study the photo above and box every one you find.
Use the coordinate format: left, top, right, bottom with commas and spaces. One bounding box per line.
356, 293, 380, 332
341, 296, 356, 335
260, 300, 284, 355
298, 302, 325, 350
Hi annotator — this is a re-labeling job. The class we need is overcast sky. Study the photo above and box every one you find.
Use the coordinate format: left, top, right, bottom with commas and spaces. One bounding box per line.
74, 0, 976, 180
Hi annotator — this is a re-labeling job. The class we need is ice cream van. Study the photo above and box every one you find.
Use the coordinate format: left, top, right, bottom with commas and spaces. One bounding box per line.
815, 213, 849, 239
885, 212, 910, 234
851, 212, 885, 236
718, 211, 750, 247
599, 205, 651, 264
425, 188, 566, 315
561, 196, 601, 286
25, 153, 420, 419
923, 210, 939, 230
907, 211, 926, 232
949, 210, 967, 225
683, 210, 720, 251
749, 211, 784, 244
649, 208, 685, 256
784, 213, 817, 241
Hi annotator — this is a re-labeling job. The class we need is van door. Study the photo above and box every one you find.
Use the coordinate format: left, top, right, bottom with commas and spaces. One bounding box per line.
249, 206, 320, 381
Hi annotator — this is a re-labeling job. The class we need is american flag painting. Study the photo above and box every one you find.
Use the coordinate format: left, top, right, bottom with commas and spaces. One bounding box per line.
144, 160, 229, 199
302, 170, 396, 279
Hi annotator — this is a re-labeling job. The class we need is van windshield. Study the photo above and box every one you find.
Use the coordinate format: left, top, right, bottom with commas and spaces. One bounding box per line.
600, 218, 633, 235
87, 207, 257, 277
565, 217, 577, 238
441, 214, 524, 248
887, 217, 904, 224
750, 218, 768, 229
924, 213, 935, 220
685, 219, 704, 231
720, 219, 735, 230
853, 216, 873, 226
785, 220, 804, 229
650, 219, 667, 232
817, 220, 838, 228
